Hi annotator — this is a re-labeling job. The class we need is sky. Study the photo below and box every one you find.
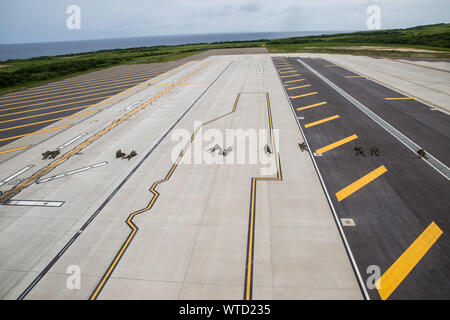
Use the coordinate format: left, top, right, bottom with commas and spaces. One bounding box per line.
0, 0, 449, 44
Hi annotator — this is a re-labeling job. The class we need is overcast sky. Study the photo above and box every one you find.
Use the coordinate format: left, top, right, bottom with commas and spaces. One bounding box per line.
0, 0, 449, 44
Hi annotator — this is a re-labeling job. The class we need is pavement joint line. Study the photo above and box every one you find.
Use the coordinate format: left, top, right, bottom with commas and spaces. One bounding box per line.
315, 134, 358, 155
0, 165, 34, 187
36, 161, 108, 184
287, 84, 311, 90
345, 76, 366, 79
290, 92, 318, 99
244, 92, 283, 301
16, 61, 231, 300
0, 62, 212, 204
0, 110, 99, 132
298, 58, 450, 180
383, 57, 450, 73
0, 125, 71, 143
335, 165, 388, 202
3, 199, 65, 207
297, 101, 327, 111
304, 115, 340, 128
57, 133, 88, 150
323, 59, 449, 114
0, 145, 31, 155
89, 76, 238, 301
375, 221, 443, 300
273, 57, 369, 300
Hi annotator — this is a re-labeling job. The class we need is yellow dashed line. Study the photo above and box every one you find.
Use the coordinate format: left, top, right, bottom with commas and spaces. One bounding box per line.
0, 110, 99, 132
304, 115, 340, 128
316, 134, 358, 155
285, 79, 306, 84
280, 70, 297, 74
290, 92, 318, 99
385, 97, 417, 100
0, 125, 70, 143
287, 84, 311, 90
376, 222, 443, 300
0, 145, 31, 155
297, 101, 327, 111
281, 74, 301, 78
335, 165, 387, 201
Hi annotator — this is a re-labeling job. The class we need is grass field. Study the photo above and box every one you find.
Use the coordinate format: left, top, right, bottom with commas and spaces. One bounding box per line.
1, 23, 449, 94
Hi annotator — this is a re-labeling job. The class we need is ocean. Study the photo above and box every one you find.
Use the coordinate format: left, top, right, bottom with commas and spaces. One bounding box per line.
0, 31, 338, 61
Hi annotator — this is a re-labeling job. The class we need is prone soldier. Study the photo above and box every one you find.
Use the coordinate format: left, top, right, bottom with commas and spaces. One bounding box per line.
370, 146, 379, 156
125, 150, 137, 160
116, 149, 126, 159
417, 149, 429, 159
298, 142, 308, 152
354, 147, 366, 156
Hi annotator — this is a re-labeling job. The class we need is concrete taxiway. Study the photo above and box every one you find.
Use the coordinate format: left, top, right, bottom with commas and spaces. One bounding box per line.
0, 51, 448, 300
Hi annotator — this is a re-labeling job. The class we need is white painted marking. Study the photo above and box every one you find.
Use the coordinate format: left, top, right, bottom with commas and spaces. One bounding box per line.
0, 165, 34, 187
297, 116, 304, 120
37, 161, 108, 184
4, 200, 64, 207
313, 152, 322, 157
126, 100, 141, 110
341, 218, 356, 226
57, 133, 87, 150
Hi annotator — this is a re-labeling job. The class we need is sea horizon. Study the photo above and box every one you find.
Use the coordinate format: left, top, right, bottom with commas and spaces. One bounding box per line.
0, 30, 350, 62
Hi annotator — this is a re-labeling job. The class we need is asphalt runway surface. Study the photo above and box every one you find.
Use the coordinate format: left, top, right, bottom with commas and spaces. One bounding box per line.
273, 56, 450, 299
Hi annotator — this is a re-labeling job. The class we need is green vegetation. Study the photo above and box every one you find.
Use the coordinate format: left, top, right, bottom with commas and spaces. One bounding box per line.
1, 23, 449, 94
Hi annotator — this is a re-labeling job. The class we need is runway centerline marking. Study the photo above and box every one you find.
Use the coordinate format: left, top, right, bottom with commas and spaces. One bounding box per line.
376, 222, 443, 300
304, 115, 340, 128
36, 161, 108, 184
0, 165, 34, 187
297, 101, 327, 111
290, 92, 318, 99
315, 134, 358, 155
335, 165, 387, 202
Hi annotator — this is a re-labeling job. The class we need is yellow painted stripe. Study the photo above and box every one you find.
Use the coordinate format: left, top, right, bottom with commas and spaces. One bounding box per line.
0, 110, 98, 132
345, 76, 365, 78
385, 97, 417, 100
1, 91, 132, 113
304, 115, 340, 128
0, 88, 137, 110
335, 165, 387, 201
290, 92, 318, 99
0, 125, 70, 142
285, 79, 306, 84
0, 145, 30, 155
297, 101, 327, 111
375, 222, 443, 300
316, 134, 358, 155
0, 73, 154, 100
280, 70, 297, 74
287, 84, 311, 90
281, 74, 301, 78
0, 99, 120, 118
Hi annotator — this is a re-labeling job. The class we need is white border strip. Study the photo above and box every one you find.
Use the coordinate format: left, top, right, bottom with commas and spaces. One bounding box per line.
0, 165, 35, 187
4, 199, 64, 207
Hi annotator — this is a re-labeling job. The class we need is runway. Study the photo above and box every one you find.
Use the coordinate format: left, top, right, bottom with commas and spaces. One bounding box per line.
273, 56, 450, 299
0, 51, 448, 300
